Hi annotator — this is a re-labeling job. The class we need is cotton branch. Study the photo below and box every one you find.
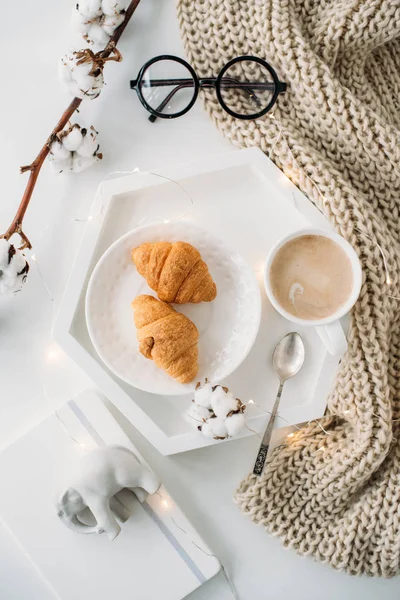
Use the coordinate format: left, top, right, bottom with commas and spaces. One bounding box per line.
1, 0, 141, 250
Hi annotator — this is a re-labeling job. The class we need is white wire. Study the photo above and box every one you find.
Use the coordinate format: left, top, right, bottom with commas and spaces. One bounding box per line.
272, 120, 399, 298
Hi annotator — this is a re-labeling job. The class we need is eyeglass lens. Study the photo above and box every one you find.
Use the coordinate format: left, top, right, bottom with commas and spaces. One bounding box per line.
219, 59, 276, 117
140, 59, 196, 117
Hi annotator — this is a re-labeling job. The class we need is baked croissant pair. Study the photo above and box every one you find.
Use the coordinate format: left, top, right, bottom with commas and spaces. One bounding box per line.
131, 242, 217, 384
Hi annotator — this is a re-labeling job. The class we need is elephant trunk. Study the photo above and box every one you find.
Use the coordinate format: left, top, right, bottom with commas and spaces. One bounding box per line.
139, 470, 161, 496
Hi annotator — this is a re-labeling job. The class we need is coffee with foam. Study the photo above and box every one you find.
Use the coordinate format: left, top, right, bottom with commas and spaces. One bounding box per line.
269, 234, 353, 321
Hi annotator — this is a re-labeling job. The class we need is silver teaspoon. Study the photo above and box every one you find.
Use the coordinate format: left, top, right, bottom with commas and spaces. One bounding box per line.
253, 332, 305, 476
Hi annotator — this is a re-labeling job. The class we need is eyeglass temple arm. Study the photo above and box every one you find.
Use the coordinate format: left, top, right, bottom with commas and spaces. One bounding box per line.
148, 81, 194, 122
129, 78, 283, 91
217, 76, 263, 108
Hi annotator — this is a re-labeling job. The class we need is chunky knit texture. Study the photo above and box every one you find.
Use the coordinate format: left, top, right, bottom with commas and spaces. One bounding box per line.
177, 0, 400, 578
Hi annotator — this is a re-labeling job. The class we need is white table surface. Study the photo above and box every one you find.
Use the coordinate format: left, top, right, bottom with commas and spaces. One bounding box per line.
1, 1, 399, 598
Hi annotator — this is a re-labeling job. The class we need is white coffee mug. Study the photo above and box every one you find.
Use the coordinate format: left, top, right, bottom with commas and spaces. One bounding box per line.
264, 228, 362, 355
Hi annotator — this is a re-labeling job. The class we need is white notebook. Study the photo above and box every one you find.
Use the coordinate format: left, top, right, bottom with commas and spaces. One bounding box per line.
0, 391, 220, 600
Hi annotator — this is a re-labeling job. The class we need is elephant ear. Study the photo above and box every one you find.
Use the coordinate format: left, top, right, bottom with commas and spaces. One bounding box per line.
60, 487, 81, 507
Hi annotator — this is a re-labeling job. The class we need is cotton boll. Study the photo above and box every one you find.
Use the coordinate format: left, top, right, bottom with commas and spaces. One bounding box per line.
200, 422, 215, 439
102, 12, 125, 35
101, 0, 117, 15
65, 81, 80, 98
114, 0, 130, 11
72, 67, 103, 99
71, 8, 91, 35
0, 239, 10, 267
62, 128, 84, 152
208, 417, 228, 439
194, 382, 213, 408
59, 56, 74, 85
52, 156, 73, 173
77, 0, 102, 19
72, 154, 97, 173
76, 133, 98, 157
101, 0, 129, 16
7, 249, 27, 279
0, 241, 29, 295
79, 72, 101, 94
186, 404, 211, 429
50, 140, 70, 160
0, 272, 23, 295
87, 22, 110, 45
73, 73, 103, 99
226, 413, 245, 438
88, 74, 103, 98
210, 387, 239, 418
58, 53, 104, 99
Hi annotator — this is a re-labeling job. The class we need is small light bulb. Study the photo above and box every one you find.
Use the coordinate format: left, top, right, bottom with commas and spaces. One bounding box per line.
280, 172, 293, 186
343, 410, 350, 415
287, 433, 294, 439
319, 446, 325, 452
46, 344, 62, 363
162, 499, 169, 508
248, 399, 254, 405
88, 215, 93, 221
387, 277, 392, 285
31, 254, 36, 261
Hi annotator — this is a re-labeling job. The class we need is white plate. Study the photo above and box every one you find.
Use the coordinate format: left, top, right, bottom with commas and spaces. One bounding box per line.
85, 221, 262, 395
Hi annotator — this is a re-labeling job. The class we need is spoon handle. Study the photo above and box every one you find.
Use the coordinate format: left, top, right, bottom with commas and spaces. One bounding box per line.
253, 382, 284, 476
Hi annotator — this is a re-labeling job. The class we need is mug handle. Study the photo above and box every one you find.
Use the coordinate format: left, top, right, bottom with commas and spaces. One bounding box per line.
316, 321, 347, 355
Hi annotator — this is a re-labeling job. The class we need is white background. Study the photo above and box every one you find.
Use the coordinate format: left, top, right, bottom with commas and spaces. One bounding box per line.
1, 1, 399, 598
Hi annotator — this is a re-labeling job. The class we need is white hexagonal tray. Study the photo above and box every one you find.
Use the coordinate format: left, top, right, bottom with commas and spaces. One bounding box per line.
54, 148, 342, 455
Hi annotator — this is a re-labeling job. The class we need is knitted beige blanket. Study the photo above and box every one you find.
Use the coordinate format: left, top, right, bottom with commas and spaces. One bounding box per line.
177, 0, 400, 577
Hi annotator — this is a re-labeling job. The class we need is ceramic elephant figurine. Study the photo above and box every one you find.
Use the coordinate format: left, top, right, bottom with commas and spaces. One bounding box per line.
55, 446, 160, 540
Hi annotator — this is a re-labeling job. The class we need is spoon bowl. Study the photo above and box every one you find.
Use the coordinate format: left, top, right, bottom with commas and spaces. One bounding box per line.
273, 332, 305, 383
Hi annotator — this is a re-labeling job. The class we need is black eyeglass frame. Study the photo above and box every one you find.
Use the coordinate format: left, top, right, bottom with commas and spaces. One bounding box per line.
130, 55, 287, 121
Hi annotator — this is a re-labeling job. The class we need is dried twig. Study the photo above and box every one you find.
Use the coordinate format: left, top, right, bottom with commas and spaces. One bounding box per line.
1, 0, 141, 250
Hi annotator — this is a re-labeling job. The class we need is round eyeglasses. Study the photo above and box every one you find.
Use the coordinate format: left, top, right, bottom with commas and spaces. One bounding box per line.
130, 55, 287, 122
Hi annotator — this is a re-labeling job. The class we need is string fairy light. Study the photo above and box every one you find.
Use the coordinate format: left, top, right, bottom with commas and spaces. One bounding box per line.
267, 127, 283, 161
21, 150, 398, 594
269, 118, 399, 300
71, 167, 195, 226
245, 398, 303, 431
23, 244, 85, 449
27, 143, 398, 475
311, 418, 332, 436
24, 245, 89, 450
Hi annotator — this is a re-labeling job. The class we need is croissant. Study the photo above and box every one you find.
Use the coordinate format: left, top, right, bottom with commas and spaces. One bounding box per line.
132, 294, 199, 384
131, 241, 217, 304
